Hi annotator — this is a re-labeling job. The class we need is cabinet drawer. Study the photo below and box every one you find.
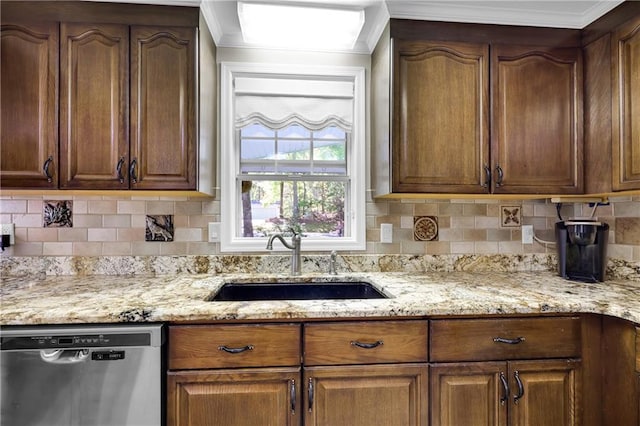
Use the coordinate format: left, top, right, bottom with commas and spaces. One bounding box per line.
304, 320, 428, 365
169, 324, 301, 370
430, 317, 581, 362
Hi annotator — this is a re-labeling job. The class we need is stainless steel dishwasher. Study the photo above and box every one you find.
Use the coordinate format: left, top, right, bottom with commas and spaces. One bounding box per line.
0, 324, 163, 426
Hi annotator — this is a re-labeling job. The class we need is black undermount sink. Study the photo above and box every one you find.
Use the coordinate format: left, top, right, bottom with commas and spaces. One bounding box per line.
208, 281, 388, 301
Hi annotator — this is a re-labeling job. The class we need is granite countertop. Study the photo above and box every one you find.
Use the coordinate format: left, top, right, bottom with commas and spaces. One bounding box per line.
2, 271, 639, 325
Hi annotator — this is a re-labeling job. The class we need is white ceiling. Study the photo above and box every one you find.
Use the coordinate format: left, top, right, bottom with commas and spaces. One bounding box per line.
96, 0, 627, 53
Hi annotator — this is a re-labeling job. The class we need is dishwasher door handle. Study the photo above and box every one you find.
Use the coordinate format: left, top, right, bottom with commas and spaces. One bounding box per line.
40, 349, 90, 364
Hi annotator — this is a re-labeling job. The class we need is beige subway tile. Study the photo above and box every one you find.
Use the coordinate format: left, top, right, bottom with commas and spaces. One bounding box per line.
474, 241, 499, 254
400, 241, 427, 254
103, 214, 131, 228
438, 203, 463, 216
366, 216, 376, 229
131, 242, 161, 255
395, 228, 413, 242
366, 201, 389, 216
425, 241, 451, 254
499, 241, 523, 254
475, 216, 500, 229
72, 242, 102, 256
117, 200, 146, 214
366, 229, 380, 242
159, 242, 188, 255
146, 201, 175, 215
101, 242, 132, 255
72, 200, 88, 214
451, 242, 475, 254
633, 246, 640, 262
131, 196, 159, 201
0, 214, 11, 223
175, 201, 203, 215
451, 216, 475, 229
607, 244, 634, 261
608, 196, 632, 202
372, 242, 401, 254
117, 228, 145, 242
486, 204, 501, 217
160, 196, 188, 201
463, 229, 486, 241
174, 215, 189, 228
438, 228, 463, 242
88, 228, 117, 242
101, 195, 129, 201
14, 228, 27, 243
613, 201, 640, 217
27, 200, 43, 214
88, 200, 117, 214
487, 229, 512, 241
415, 204, 438, 216
43, 242, 73, 255
463, 204, 487, 216
27, 228, 58, 242
521, 202, 535, 217
13, 214, 42, 227
57, 228, 88, 242
389, 202, 414, 216
174, 228, 203, 242
189, 215, 217, 228
400, 216, 414, 229
374, 216, 401, 227
188, 242, 217, 255
201, 200, 221, 215
437, 216, 451, 228
9, 242, 43, 256
73, 215, 103, 228
131, 214, 147, 228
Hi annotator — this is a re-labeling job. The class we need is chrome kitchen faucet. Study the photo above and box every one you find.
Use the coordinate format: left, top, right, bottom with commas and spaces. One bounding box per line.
266, 230, 302, 276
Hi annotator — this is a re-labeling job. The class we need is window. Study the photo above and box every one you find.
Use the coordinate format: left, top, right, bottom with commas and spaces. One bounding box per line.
220, 63, 365, 252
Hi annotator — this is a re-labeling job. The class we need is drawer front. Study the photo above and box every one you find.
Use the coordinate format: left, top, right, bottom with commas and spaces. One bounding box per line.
430, 317, 581, 362
304, 320, 428, 365
169, 324, 301, 370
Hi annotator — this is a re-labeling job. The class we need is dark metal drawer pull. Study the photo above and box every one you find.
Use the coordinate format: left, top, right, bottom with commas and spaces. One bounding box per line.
513, 370, 524, 404
350, 340, 384, 349
499, 372, 509, 406
308, 378, 314, 412
218, 344, 254, 354
116, 156, 126, 184
493, 336, 525, 344
42, 156, 54, 182
290, 379, 296, 413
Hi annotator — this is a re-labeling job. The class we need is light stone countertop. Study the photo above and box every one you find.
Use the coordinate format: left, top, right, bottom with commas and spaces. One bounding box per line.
1, 272, 639, 325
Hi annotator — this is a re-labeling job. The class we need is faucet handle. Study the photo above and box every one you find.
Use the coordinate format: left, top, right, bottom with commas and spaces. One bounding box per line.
329, 250, 338, 275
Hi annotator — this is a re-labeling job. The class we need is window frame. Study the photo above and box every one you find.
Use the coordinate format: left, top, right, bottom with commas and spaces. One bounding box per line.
220, 62, 366, 252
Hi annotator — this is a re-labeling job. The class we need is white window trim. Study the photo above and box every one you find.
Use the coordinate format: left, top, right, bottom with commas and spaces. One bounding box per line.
220, 62, 366, 252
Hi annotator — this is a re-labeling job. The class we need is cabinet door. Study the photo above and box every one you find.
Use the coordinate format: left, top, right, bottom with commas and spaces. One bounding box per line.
60, 23, 129, 189
130, 26, 196, 190
304, 364, 428, 426
430, 362, 507, 426
612, 16, 640, 191
1, 22, 58, 188
491, 45, 583, 194
508, 359, 580, 426
393, 40, 490, 193
167, 367, 301, 426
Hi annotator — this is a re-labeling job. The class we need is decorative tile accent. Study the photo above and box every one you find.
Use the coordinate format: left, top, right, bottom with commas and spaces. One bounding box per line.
414, 216, 438, 241
500, 205, 521, 228
145, 215, 174, 242
43, 200, 73, 228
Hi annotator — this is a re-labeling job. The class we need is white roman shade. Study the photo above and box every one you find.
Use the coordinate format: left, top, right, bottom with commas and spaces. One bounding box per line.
234, 76, 354, 131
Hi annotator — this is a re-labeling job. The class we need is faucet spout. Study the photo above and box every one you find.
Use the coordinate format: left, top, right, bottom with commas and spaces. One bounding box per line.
266, 231, 302, 276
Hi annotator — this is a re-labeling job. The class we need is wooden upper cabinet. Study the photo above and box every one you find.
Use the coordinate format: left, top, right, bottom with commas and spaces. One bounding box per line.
130, 26, 196, 190
393, 40, 490, 193
59, 22, 129, 189
612, 16, 640, 191
1, 22, 58, 188
491, 45, 583, 194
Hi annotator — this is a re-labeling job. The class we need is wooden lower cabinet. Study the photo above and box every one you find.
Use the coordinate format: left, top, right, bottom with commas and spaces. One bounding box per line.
167, 367, 301, 426
430, 359, 580, 426
304, 364, 428, 426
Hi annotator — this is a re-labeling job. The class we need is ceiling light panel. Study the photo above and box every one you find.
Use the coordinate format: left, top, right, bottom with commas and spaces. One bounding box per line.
237, 2, 365, 50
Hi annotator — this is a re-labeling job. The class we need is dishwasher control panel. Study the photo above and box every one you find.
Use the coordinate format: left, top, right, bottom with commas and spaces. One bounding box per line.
1, 333, 151, 350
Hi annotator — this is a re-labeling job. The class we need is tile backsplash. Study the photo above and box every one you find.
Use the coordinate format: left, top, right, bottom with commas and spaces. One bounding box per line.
1, 194, 638, 261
